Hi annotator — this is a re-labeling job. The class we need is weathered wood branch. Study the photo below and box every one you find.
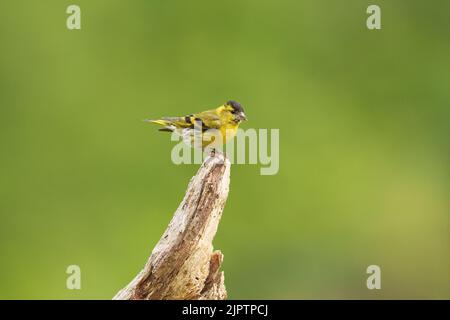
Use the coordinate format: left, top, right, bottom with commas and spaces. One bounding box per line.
114, 154, 230, 300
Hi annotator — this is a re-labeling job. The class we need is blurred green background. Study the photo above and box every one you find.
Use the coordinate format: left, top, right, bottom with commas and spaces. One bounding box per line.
0, 0, 449, 299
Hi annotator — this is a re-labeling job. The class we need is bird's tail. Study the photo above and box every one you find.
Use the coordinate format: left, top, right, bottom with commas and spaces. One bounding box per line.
144, 119, 171, 126
144, 117, 184, 132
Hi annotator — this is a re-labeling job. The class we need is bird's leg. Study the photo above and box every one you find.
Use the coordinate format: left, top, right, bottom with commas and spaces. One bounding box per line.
206, 147, 226, 160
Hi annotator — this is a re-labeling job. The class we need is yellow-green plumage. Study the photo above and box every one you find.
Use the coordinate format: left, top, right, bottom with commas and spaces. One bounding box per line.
145, 100, 247, 149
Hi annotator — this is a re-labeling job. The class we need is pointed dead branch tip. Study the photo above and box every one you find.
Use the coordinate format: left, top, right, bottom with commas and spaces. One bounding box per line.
114, 153, 230, 300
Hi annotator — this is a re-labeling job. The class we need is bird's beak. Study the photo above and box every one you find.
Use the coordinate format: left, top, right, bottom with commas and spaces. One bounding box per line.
238, 112, 247, 121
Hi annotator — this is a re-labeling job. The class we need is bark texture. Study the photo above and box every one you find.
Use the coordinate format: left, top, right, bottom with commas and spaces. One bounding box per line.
114, 154, 230, 300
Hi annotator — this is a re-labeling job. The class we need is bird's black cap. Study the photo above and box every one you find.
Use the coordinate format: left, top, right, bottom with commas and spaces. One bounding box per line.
226, 100, 244, 112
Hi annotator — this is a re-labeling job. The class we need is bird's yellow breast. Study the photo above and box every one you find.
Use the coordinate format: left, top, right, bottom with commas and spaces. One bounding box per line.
221, 122, 239, 144
199, 121, 239, 149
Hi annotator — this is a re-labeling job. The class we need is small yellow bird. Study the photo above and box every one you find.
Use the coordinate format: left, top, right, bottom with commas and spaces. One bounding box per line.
145, 100, 247, 150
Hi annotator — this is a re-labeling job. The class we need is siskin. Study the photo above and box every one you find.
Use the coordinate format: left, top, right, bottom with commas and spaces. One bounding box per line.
145, 100, 247, 150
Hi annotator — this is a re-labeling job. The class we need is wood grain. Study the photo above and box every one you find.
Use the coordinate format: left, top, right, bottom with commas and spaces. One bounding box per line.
114, 154, 229, 300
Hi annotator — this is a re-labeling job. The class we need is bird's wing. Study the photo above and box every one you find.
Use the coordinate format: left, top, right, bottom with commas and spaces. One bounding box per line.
145, 109, 222, 132
192, 109, 222, 129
